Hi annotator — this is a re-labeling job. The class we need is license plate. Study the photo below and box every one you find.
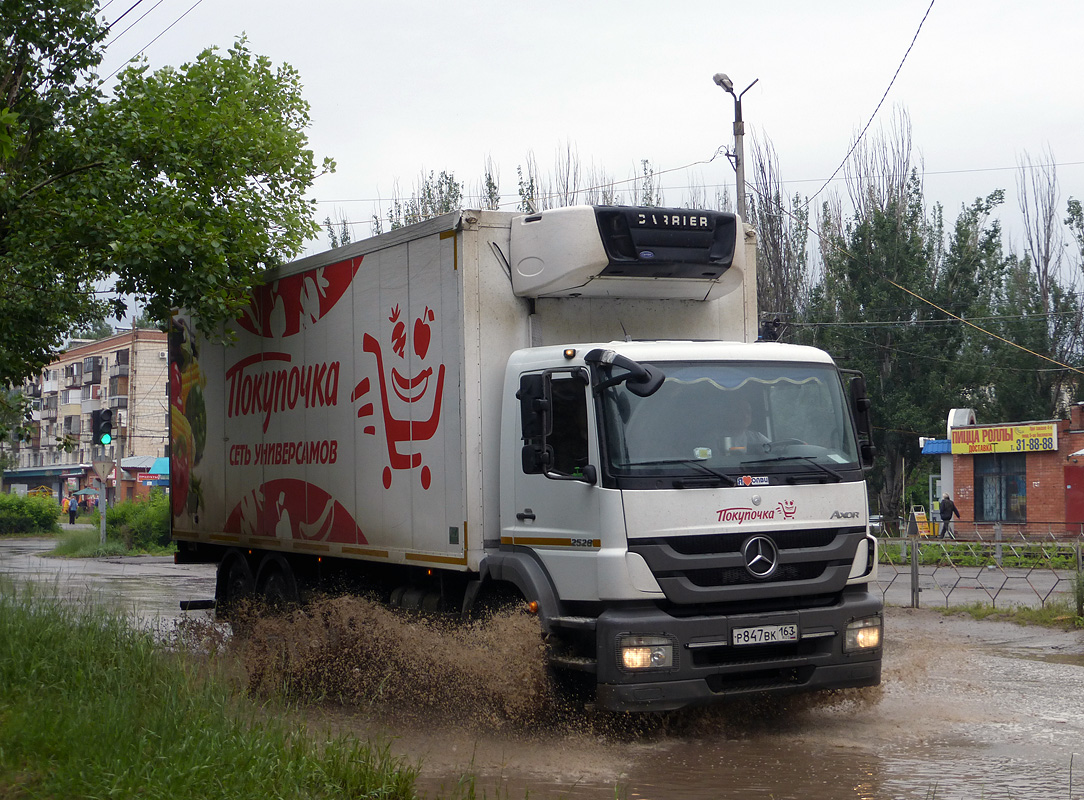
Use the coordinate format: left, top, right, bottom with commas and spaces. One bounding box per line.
732, 624, 798, 646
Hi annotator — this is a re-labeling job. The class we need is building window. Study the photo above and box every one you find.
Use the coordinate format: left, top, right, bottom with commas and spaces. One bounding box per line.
974, 453, 1027, 522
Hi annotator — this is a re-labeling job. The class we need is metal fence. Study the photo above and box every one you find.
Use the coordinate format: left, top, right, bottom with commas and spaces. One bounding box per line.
877, 524, 1084, 610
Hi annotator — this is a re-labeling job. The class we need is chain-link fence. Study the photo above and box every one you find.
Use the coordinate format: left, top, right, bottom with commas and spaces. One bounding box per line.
877, 523, 1084, 609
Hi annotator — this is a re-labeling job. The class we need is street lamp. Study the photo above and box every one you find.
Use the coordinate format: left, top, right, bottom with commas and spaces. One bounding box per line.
713, 72, 758, 222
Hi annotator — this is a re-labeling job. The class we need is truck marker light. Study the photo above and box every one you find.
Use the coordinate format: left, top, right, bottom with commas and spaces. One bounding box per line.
527, 601, 539, 614
844, 616, 882, 652
563, 349, 577, 360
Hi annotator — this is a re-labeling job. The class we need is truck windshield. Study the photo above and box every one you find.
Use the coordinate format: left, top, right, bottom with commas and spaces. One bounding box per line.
598, 361, 860, 483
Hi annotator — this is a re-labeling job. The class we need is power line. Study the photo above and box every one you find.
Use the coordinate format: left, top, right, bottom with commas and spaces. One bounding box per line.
313, 157, 1084, 210
806, 324, 1076, 374
791, 310, 1082, 327
742, 176, 1084, 376
802, 0, 937, 209
102, 0, 207, 82
104, 0, 170, 49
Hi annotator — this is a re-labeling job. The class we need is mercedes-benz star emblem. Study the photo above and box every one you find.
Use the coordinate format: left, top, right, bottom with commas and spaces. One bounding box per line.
742, 536, 779, 579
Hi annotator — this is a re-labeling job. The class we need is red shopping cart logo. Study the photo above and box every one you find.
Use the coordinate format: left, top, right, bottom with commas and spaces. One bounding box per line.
352, 305, 446, 490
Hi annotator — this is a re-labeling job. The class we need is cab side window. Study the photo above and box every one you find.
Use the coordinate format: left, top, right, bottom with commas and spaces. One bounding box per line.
547, 377, 588, 476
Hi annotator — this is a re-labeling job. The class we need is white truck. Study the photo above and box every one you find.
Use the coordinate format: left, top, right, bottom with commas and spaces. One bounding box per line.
171, 205, 882, 712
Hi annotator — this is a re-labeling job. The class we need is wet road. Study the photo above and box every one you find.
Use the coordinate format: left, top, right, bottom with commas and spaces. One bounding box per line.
2, 535, 1083, 799
0, 532, 216, 629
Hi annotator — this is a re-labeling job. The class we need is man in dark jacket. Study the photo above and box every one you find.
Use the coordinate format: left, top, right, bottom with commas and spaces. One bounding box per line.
939, 493, 960, 539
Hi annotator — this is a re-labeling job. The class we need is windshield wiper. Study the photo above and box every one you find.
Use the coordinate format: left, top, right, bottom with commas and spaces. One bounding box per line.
740, 454, 843, 483
619, 459, 737, 487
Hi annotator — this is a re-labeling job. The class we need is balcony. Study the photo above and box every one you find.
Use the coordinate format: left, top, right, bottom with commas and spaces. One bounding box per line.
81, 398, 102, 415
41, 405, 58, 421
109, 395, 129, 410
109, 363, 130, 379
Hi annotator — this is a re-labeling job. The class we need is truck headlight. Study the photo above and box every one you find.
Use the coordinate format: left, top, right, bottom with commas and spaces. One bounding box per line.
618, 635, 675, 670
844, 616, 882, 652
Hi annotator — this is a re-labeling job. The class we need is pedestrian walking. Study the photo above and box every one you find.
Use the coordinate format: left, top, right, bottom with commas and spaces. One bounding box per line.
939, 492, 960, 539
68, 496, 78, 526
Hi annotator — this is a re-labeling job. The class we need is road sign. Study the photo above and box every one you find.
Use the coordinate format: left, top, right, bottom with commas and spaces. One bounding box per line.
92, 460, 113, 480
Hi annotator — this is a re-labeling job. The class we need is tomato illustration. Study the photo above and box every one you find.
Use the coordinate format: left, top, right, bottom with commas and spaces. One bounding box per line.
170, 362, 183, 410
172, 440, 191, 518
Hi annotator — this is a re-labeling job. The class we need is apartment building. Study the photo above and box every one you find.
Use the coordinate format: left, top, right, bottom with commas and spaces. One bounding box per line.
2, 329, 169, 502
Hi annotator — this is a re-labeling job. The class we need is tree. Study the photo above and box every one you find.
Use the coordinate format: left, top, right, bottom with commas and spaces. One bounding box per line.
804, 170, 945, 525
384, 170, 464, 229
1, 2, 333, 391
69, 319, 114, 340
478, 156, 501, 211
747, 132, 810, 331
324, 210, 352, 249
130, 308, 165, 330
638, 159, 663, 207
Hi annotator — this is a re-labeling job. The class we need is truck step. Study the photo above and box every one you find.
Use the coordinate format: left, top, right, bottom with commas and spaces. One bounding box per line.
548, 653, 598, 673
179, 599, 217, 611
549, 615, 597, 631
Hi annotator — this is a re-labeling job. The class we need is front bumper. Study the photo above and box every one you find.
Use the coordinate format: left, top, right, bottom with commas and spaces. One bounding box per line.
594, 588, 882, 712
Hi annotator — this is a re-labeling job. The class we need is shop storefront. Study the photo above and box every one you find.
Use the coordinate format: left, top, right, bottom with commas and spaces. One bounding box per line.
922, 405, 1084, 537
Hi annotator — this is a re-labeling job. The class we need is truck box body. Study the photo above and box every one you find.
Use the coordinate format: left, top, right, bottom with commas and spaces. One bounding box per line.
172, 206, 882, 712
173, 208, 757, 567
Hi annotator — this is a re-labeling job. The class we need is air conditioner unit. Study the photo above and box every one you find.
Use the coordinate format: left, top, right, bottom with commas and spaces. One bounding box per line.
158, 350, 167, 359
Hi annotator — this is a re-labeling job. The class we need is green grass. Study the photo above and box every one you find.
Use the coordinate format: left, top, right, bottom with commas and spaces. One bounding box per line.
49, 526, 175, 558
929, 596, 1084, 629
0, 580, 421, 799
879, 539, 1081, 569
48, 526, 133, 557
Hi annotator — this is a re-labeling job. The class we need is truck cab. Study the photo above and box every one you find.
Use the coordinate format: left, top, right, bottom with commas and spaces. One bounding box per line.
493, 340, 881, 711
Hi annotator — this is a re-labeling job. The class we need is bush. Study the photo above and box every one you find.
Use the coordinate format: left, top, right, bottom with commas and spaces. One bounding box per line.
0, 492, 61, 534
103, 490, 171, 550
50, 527, 131, 558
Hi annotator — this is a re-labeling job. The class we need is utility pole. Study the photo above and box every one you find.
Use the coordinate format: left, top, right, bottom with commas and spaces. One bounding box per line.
713, 73, 758, 222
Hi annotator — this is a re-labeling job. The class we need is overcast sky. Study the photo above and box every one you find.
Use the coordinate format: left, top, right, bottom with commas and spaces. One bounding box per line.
97, 0, 1083, 270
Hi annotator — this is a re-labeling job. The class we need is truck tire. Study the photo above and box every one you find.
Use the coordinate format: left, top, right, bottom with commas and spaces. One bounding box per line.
215, 549, 255, 619
256, 553, 299, 609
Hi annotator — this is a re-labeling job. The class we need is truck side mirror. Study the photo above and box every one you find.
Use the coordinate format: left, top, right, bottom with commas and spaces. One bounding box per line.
521, 443, 552, 474
849, 374, 876, 470
517, 374, 548, 439
583, 348, 665, 397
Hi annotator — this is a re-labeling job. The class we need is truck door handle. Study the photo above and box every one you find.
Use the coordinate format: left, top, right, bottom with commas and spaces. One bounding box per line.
516, 509, 536, 521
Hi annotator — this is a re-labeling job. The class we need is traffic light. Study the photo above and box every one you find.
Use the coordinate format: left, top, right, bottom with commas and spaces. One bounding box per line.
91, 408, 113, 445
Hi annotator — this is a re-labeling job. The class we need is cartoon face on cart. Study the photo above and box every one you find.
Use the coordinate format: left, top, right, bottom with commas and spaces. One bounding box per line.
352, 305, 446, 490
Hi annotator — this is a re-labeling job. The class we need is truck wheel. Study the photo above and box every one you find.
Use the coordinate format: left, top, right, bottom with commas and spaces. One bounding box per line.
257, 554, 299, 609
216, 550, 255, 620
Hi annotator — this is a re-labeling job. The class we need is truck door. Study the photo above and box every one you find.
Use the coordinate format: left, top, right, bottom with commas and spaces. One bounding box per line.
509, 370, 604, 602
